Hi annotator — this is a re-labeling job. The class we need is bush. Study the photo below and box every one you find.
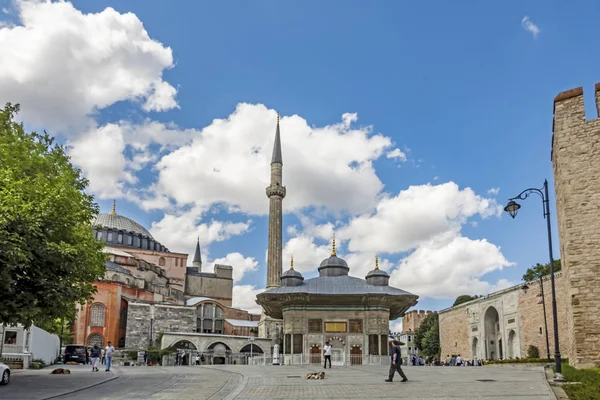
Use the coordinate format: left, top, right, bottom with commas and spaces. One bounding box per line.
527, 345, 540, 359
558, 363, 600, 400
486, 357, 567, 365
29, 358, 47, 369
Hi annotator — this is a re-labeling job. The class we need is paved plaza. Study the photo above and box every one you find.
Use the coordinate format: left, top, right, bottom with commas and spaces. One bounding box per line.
1, 364, 556, 400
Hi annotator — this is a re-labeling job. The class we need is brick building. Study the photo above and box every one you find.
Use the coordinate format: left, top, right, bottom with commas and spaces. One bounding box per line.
552, 84, 600, 368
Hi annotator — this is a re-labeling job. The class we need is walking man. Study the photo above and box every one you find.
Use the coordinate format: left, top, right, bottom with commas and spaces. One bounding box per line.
386, 340, 408, 383
323, 341, 332, 369
90, 344, 101, 372
105, 341, 115, 372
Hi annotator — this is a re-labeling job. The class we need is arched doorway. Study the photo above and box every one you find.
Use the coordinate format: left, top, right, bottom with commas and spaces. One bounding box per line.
472, 337, 478, 359
350, 345, 362, 365
207, 342, 231, 365
484, 307, 501, 360
240, 344, 263, 354
309, 344, 321, 364
171, 340, 197, 366
507, 330, 517, 359
327, 336, 345, 365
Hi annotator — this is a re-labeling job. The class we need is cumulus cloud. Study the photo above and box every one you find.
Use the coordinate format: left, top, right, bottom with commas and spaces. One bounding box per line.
151, 104, 392, 215
488, 187, 500, 195
521, 16, 540, 38
390, 233, 514, 298
339, 182, 502, 254
212, 252, 259, 282
149, 206, 251, 254
389, 319, 403, 334
232, 285, 265, 314
0, 0, 177, 132
386, 148, 407, 162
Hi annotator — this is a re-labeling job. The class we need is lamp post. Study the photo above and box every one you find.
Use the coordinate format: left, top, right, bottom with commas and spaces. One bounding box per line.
504, 179, 564, 381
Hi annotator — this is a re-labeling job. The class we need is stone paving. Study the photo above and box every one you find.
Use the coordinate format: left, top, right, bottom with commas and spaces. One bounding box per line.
0, 364, 557, 400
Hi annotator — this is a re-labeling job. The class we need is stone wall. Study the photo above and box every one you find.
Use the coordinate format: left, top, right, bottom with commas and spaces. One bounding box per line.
403, 309, 434, 333
185, 268, 233, 306
552, 84, 600, 368
438, 274, 567, 361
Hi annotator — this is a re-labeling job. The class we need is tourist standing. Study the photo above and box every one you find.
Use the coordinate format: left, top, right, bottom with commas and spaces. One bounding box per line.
105, 341, 115, 372
90, 344, 101, 372
385, 340, 408, 383
323, 341, 332, 369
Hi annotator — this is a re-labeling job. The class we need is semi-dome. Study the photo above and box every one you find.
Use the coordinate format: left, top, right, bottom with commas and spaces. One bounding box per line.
365, 256, 390, 286
93, 212, 153, 239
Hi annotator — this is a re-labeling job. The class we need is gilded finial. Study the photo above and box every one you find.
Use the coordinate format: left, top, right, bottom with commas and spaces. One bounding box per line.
277, 113, 280, 124
331, 232, 337, 256
375, 255, 379, 269
290, 255, 294, 270
110, 200, 116, 215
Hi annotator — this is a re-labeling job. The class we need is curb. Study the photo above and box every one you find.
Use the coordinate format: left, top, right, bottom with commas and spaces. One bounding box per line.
42, 375, 119, 400
544, 366, 569, 400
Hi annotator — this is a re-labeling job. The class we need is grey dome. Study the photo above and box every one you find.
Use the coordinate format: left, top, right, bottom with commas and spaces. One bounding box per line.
92, 213, 153, 239
318, 254, 350, 277
283, 268, 303, 278
366, 259, 390, 286
366, 268, 389, 278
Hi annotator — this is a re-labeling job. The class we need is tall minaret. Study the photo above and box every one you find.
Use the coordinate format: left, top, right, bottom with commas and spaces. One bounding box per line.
265, 113, 286, 289
192, 238, 202, 272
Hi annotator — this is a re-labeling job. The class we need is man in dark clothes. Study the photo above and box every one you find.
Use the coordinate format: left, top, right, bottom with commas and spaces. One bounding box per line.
385, 340, 408, 383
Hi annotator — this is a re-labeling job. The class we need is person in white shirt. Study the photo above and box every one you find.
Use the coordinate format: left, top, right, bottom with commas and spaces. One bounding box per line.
105, 341, 115, 372
456, 354, 462, 366
323, 341, 332, 369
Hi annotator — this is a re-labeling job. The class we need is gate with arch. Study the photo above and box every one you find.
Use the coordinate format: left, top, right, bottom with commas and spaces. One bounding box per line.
350, 345, 362, 365
309, 344, 321, 364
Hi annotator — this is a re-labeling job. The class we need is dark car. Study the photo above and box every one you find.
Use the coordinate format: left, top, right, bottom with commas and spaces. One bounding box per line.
63, 345, 87, 364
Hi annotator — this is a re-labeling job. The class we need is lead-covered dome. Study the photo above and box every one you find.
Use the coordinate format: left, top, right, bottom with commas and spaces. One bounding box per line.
318, 236, 350, 277
92, 213, 153, 239
282, 257, 304, 287
366, 256, 390, 286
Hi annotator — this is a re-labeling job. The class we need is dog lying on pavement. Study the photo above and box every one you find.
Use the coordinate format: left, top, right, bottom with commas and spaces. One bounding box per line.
305, 371, 325, 380
51, 368, 71, 374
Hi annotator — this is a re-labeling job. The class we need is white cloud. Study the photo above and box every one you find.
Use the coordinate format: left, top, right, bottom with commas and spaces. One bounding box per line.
521, 16, 540, 38
149, 206, 251, 254
232, 285, 265, 314
68, 124, 137, 198
0, 0, 177, 132
151, 105, 392, 215
389, 319, 403, 334
487, 187, 500, 195
212, 252, 258, 282
386, 148, 407, 162
390, 233, 514, 298
339, 182, 501, 254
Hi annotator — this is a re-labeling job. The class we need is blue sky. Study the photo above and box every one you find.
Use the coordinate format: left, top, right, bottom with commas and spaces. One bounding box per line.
2, 0, 600, 329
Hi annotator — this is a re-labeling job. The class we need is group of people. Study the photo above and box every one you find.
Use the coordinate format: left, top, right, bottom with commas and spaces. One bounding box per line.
88, 341, 115, 372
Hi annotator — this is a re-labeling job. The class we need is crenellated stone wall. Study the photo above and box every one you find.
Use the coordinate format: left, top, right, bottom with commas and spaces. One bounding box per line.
552, 84, 600, 368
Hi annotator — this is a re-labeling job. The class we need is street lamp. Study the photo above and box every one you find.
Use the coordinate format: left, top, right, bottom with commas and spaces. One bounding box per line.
504, 179, 564, 381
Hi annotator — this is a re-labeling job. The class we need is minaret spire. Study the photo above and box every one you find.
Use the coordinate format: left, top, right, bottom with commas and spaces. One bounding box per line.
192, 237, 202, 271
265, 112, 286, 289
110, 200, 116, 215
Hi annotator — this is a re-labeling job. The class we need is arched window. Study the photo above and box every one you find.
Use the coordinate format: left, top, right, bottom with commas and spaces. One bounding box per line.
111, 274, 119, 281
107, 232, 113, 242
197, 303, 224, 334
158, 257, 166, 267
88, 334, 103, 347
126, 235, 133, 245
96, 231, 103, 240
117, 233, 123, 244
120, 307, 128, 329
90, 303, 106, 327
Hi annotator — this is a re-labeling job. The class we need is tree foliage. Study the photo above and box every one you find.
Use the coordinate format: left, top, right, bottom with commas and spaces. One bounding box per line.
453, 294, 481, 307
0, 103, 106, 327
414, 312, 440, 357
35, 317, 74, 344
522, 259, 561, 282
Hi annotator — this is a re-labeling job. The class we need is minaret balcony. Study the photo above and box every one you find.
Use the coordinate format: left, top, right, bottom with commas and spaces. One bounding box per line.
266, 185, 287, 198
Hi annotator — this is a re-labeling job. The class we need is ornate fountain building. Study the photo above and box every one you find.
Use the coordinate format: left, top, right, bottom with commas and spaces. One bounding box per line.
256, 245, 418, 365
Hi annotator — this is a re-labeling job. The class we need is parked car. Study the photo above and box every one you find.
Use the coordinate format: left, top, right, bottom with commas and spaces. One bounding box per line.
63, 344, 87, 364
0, 362, 10, 385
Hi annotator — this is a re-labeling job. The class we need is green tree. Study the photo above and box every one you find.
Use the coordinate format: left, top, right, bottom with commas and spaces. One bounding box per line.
0, 103, 106, 327
522, 260, 561, 282
414, 312, 439, 357
453, 294, 481, 307
35, 317, 74, 345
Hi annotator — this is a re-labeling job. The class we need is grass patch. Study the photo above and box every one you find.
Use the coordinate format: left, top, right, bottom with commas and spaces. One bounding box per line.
558, 363, 600, 400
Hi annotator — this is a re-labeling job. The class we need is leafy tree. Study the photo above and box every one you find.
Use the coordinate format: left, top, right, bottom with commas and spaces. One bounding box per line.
522, 260, 561, 282
453, 294, 481, 307
0, 103, 106, 327
414, 312, 439, 357
527, 345, 540, 359
35, 317, 74, 344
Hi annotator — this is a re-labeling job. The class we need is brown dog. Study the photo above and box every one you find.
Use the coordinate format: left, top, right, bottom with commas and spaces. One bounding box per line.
50, 368, 71, 374
305, 371, 325, 380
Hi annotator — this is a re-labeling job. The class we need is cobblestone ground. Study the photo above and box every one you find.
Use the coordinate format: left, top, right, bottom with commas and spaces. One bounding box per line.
3, 364, 555, 400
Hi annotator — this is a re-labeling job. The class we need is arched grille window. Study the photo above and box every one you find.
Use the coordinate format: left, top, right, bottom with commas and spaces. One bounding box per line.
196, 303, 224, 334
158, 257, 166, 267
88, 334, 103, 347
117, 233, 123, 244
90, 304, 106, 327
